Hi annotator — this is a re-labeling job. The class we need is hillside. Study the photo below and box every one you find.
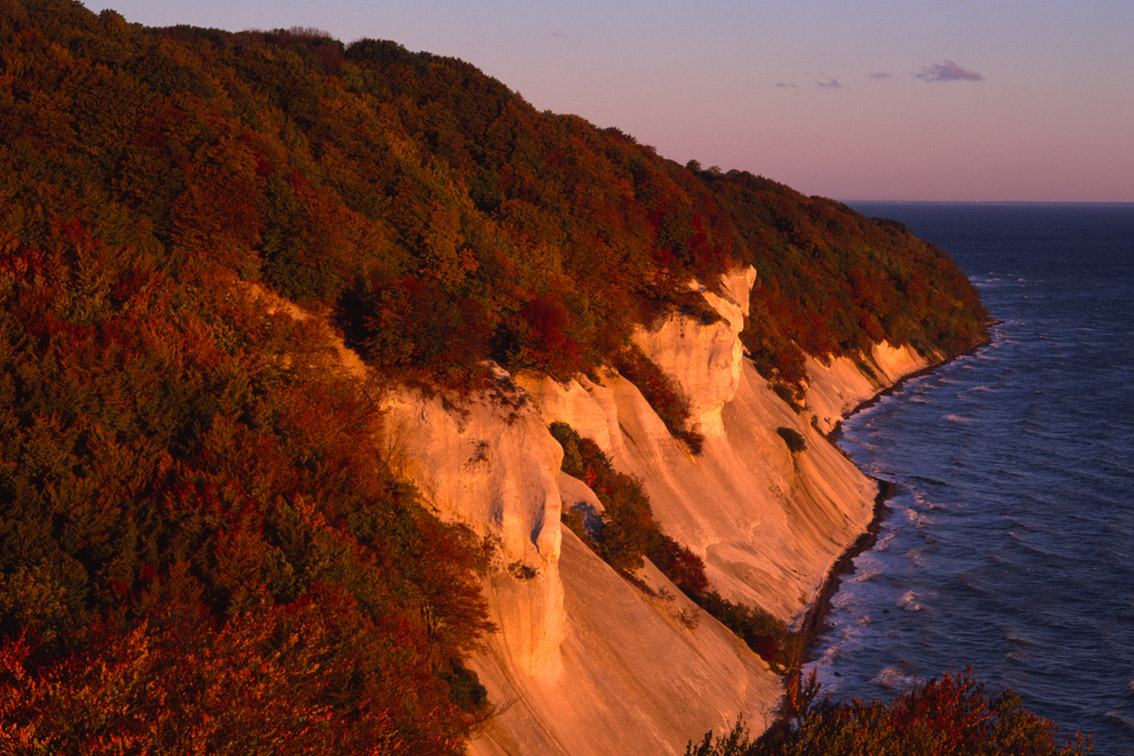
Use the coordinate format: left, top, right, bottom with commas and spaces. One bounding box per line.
0, 2, 990, 754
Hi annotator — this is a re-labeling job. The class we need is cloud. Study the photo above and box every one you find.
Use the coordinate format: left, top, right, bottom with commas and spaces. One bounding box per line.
817, 77, 842, 89
868, 72, 892, 80
549, 31, 568, 39
915, 60, 984, 82
775, 82, 798, 89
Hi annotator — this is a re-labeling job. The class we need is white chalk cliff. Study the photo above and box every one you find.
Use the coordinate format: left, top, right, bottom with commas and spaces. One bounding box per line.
378, 267, 935, 755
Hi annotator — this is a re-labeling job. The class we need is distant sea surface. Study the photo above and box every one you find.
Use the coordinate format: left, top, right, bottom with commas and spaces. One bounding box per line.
807, 203, 1134, 753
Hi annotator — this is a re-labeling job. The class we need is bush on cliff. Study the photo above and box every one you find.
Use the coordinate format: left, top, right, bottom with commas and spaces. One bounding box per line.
611, 345, 705, 454
550, 422, 799, 669
550, 422, 657, 572
693, 591, 801, 671
775, 427, 807, 454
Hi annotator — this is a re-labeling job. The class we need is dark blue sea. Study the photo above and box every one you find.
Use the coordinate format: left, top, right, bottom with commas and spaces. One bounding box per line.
807, 203, 1134, 753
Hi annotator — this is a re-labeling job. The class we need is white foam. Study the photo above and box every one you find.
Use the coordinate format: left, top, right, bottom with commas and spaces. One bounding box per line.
849, 553, 887, 583
871, 666, 918, 691
874, 532, 896, 552
943, 414, 974, 423
896, 590, 923, 612
903, 508, 930, 528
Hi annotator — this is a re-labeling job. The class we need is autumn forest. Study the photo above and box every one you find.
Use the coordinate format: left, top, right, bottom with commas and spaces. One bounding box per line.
0, 1, 1004, 753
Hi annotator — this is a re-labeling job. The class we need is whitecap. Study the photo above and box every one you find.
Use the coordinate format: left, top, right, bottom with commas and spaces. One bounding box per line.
871, 666, 918, 691
972, 385, 994, 392
943, 414, 974, 423
903, 508, 929, 528
896, 590, 923, 612
849, 553, 887, 583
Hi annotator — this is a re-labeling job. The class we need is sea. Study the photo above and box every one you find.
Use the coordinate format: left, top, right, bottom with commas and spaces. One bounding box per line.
806, 202, 1134, 753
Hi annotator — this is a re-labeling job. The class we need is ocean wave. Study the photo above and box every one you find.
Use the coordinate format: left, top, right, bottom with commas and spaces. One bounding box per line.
1106, 710, 1134, 733
903, 508, 930, 528
942, 414, 974, 423
871, 665, 918, 691
909, 474, 950, 489
850, 553, 887, 583
1005, 630, 1033, 646
896, 590, 924, 612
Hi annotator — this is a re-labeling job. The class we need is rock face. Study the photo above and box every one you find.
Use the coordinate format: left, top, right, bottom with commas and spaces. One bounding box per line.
379, 374, 567, 676
380, 267, 933, 756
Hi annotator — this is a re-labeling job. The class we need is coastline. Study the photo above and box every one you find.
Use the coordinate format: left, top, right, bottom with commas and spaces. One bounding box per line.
795, 332, 994, 669
794, 474, 894, 664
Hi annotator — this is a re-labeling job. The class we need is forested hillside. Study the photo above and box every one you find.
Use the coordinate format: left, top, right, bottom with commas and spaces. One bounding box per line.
0, 1, 988, 753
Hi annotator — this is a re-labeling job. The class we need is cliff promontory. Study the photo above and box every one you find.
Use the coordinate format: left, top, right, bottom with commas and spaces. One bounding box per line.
379, 266, 939, 755
0, 3, 987, 753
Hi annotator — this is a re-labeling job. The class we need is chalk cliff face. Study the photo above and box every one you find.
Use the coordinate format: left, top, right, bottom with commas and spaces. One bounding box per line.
380, 267, 933, 756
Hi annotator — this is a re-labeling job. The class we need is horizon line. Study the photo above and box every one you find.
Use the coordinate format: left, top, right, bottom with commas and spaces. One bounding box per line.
839, 199, 1134, 206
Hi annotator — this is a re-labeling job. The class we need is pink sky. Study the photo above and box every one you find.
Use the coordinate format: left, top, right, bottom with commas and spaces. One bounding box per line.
89, 1, 1134, 202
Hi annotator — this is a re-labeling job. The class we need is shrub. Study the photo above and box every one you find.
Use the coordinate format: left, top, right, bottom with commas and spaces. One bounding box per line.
775, 427, 807, 454
646, 535, 709, 599
611, 345, 704, 454
549, 422, 658, 572
694, 591, 800, 670
691, 669, 1094, 756
549, 422, 796, 671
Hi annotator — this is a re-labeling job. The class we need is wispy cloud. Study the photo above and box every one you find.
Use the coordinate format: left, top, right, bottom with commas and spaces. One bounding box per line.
915, 60, 983, 83
868, 71, 892, 80
818, 77, 842, 89
549, 31, 568, 40
775, 81, 798, 89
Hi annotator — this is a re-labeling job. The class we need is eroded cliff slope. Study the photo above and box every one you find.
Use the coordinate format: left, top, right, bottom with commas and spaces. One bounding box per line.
380, 268, 934, 756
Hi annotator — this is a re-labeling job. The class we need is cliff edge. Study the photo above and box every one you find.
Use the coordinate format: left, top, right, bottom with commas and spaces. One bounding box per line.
380, 267, 934, 756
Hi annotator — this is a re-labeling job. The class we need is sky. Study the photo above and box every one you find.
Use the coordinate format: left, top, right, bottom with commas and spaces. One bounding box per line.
86, 1, 1134, 203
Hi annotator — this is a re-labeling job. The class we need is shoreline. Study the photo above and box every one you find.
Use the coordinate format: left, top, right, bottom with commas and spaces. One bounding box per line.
794, 332, 994, 669
793, 474, 894, 664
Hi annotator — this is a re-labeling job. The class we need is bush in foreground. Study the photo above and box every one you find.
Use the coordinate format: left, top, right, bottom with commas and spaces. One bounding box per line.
685, 669, 1092, 756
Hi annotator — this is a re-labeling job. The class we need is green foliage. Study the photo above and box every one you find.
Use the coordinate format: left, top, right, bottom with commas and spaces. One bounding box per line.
0, 228, 490, 753
611, 345, 704, 454
775, 427, 807, 454
684, 719, 762, 756
0, 3, 992, 750
0, 0, 984, 394
688, 669, 1093, 756
549, 422, 657, 572
646, 534, 709, 599
699, 171, 988, 384
549, 421, 793, 670
694, 591, 801, 670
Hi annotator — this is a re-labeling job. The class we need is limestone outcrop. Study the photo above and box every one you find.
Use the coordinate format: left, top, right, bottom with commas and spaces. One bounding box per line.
377, 266, 933, 756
